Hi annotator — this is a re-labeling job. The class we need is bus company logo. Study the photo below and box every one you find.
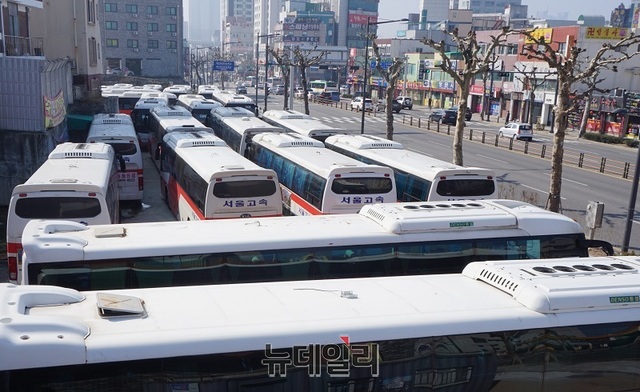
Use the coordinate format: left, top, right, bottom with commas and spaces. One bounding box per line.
339, 196, 385, 205
449, 221, 474, 228
262, 335, 380, 378
223, 199, 268, 208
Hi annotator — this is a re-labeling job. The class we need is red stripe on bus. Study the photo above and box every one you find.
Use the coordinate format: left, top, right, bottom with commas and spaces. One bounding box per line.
288, 191, 322, 215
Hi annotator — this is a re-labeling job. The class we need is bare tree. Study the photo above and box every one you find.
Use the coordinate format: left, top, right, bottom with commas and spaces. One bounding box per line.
421, 28, 512, 165
512, 64, 555, 127
371, 39, 404, 140
269, 48, 292, 109
518, 29, 640, 212
292, 46, 328, 115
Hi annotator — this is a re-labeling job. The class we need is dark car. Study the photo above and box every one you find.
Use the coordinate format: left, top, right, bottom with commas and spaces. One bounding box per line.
451, 106, 472, 121
235, 85, 248, 94
319, 91, 341, 102
441, 110, 458, 125
429, 109, 447, 122
391, 100, 402, 113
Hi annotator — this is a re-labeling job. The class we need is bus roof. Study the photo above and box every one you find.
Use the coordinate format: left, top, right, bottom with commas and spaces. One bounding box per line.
4, 255, 640, 369
252, 133, 392, 178
212, 107, 255, 118
90, 113, 133, 125
133, 96, 169, 109
13, 143, 115, 194
325, 134, 497, 179
21, 199, 587, 263
219, 116, 282, 135
150, 105, 192, 118
177, 94, 222, 110
262, 110, 343, 137
163, 131, 274, 180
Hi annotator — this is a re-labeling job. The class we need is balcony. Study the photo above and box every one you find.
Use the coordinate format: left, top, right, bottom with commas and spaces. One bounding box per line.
1, 35, 44, 57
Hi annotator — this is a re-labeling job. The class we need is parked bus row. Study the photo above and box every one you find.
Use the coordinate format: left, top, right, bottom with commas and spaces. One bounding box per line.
6, 255, 639, 391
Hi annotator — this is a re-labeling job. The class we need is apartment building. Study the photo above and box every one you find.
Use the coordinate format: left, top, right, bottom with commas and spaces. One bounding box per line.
99, 0, 184, 78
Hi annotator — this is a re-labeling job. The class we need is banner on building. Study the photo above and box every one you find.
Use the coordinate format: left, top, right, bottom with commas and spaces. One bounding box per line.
44, 90, 66, 129
525, 28, 553, 43
585, 27, 628, 39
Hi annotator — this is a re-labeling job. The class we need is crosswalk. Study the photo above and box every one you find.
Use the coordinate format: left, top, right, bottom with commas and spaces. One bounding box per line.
311, 115, 392, 125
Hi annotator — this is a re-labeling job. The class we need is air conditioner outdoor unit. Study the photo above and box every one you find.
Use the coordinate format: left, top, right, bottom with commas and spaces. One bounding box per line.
171, 16, 177, 20
148, 49, 154, 53
133, 31, 138, 35
148, 32, 153, 36
133, 48, 139, 52
172, 33, 177, 37
147, 14, 153, 19
132, 13, 138, 18
172, 49, 177, 53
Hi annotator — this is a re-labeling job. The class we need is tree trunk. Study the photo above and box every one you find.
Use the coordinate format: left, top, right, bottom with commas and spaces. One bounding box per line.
282, 68, 290, 110
578, 94, 590, 138
300, 67, 310, 115
385, 85, 395, 140
452, 82, 469, 165
547, 83, 568, 213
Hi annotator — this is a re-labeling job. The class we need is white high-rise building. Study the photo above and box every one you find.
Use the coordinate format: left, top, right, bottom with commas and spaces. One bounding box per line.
186, 0, 219, 45
254, 0, 283, 39
419, 0, 449, 29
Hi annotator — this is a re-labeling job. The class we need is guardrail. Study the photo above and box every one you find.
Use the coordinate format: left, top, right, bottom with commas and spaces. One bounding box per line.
309, 97, 637, 180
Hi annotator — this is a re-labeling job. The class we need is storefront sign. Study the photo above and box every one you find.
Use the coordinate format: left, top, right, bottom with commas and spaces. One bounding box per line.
585, 27, 628, 39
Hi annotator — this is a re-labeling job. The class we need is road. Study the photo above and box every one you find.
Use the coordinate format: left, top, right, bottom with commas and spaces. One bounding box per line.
263, 90, 640, 251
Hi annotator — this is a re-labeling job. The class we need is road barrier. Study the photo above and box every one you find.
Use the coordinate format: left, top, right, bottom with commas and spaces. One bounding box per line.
310, 99, 637, 179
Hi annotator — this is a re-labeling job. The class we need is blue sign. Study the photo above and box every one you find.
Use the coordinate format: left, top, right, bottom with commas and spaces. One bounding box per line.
213, 60, 235, 71
370, 60, 392, 69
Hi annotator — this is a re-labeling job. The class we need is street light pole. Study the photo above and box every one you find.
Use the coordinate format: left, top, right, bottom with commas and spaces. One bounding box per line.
255, 33, 260, 115
360, 17, 408, 134
255, 32, 279, 115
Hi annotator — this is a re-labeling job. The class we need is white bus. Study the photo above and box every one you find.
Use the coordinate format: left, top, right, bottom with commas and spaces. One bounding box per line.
160, 130, 282, 221
262, 109, 344, 142
309, 79, 339, 93
4, 255, 640, 391
325, 134, 499, 201
163, 84, 192, 97
207, 106, 282, 155
247, 132, 396, 215
115, 89, 158, 115
87, 113, 144, 202
6, 142, 121, 284
210, 89, 257, 113
147, 105, 213, 170
197, 84, 220, 99
130, 95, 169, 150
18, 199, 614, 290
176, 94, 222, 124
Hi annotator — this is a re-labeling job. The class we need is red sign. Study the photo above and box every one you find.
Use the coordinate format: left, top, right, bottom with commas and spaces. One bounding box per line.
470, 85, 484, 95
348, 13, 377, 24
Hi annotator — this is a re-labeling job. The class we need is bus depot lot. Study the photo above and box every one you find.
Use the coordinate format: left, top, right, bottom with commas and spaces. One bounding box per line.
120, 153, 174, 223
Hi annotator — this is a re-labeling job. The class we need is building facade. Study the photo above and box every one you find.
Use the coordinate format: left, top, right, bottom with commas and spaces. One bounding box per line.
99, 0, 184, 78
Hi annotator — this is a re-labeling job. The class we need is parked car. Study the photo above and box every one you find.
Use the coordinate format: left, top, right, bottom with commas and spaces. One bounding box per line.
273, 85, 285, 95
429, 109, 447, 122
308, 91, 319, 100
235, 85, 248, 94
106, 67, 134, 76
498, 122, 534, 141
391, 100, 402, 113
441, 110, 458, 125
450, 106, 473, 121
319, 91, 341, 102
396, 96, 413, 110
350, 97, 373, 112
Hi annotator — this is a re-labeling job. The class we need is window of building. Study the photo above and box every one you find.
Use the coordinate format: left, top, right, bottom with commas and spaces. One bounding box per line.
147, 23, 159, 32
166, 24, 177, 33
507, 44, 518, 55
106, 39, 119, 48
88, 37, 97, 66
87, 0, 96, 23
105, 21, 118, 30
127, 39, 139, 48
166, 6, 177, 15
126, 4, 138, 13
146, 5, 158, 14
166, 40, 177, 49
127, 22, 138, 31
148, 40, 159, 49
104, 3, 117, 12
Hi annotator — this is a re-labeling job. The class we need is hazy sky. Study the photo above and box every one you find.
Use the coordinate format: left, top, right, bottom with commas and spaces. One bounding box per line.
377, 0, 622, 37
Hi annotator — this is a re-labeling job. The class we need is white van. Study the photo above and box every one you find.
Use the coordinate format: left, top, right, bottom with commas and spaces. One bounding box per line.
87, 113, 144, 201
6, 142, 121, 283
